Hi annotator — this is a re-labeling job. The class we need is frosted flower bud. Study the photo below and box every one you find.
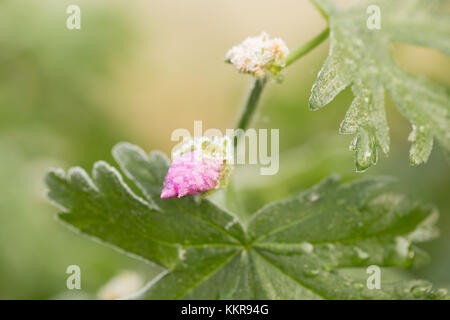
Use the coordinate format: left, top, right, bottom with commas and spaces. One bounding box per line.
161, 136, 233, 199
225, 32, 289, 77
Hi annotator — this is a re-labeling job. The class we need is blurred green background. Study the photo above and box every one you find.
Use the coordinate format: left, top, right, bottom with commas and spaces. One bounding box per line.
0, 0, 449, 299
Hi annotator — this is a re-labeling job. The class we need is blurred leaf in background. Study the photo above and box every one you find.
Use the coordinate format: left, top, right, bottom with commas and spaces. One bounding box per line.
0, 0, 160, 299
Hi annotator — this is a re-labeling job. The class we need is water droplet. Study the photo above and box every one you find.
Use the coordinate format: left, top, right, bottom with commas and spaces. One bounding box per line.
395, 237, 414, 258
408, 125, 417, 142
385, 237, 415, 267
178, 246, 186, 261
299, 242, 314, 254
353, 246, 370, 263
349, 136, 358, 151
303, 269, 319, 277
308, 193, 320, 202
411, 285, 429, 298
302, 265, 320, 278
432, 288, 448, 299
353, 283, 364, 290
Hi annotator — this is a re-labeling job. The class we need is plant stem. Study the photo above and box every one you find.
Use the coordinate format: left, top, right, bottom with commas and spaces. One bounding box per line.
235, 77, 267, 132
283, 27, 330, 67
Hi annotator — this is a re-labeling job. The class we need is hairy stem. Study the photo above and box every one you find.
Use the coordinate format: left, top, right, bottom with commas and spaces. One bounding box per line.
235, 77, 267, 132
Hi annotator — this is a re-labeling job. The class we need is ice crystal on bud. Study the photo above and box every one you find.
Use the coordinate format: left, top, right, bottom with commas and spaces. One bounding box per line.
226, 32, 289, 77
161, 136, 233, 199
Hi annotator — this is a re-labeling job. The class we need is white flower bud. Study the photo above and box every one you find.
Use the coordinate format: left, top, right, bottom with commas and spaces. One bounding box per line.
226, 32, 289, 77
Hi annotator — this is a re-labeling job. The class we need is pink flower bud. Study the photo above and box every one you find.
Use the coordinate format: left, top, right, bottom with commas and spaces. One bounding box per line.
161, 137, 233, 199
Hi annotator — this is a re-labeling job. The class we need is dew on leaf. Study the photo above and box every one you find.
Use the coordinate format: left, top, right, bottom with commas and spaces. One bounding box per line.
385, 236, 415, 267
353, 282, 364, 290
178, 246, 186, 261
302, 264, 320, 278
411, 285, 430, 298
308, 193, 320, 203
299, 242, 314, 254
353, 246, 370, 263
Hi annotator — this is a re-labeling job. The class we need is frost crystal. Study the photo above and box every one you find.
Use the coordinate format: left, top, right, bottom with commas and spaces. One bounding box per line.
226, 32, 289, 77
161, 136, 233, 199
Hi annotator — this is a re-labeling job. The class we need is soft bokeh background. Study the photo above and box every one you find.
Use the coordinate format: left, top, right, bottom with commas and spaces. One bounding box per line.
0, 0, 449, 299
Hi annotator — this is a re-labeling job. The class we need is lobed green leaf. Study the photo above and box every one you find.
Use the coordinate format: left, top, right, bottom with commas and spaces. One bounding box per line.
310, 0, 450, 170
45, 143, 448, 299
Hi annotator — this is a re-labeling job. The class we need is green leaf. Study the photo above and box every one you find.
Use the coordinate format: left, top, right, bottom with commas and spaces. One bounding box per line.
45, 143, 448, 299
310, 0, 450, 170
